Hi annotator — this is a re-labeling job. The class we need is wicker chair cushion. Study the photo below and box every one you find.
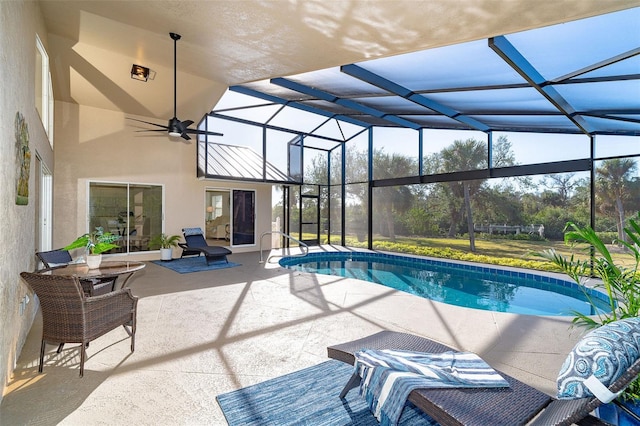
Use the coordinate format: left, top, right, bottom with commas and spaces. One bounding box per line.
557, 317, 640, 400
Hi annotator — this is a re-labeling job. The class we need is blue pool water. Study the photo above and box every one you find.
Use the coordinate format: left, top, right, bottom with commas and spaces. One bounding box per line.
279, 252, 611, 316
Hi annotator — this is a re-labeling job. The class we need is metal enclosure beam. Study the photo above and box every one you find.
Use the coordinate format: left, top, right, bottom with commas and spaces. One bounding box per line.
229, 85, 372, 129
341, 64, 491, 132
489, 36, 593, 135
271, 77, 422, 130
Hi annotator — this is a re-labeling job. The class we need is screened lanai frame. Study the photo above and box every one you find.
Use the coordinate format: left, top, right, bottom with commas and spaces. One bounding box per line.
197, 7, 640, 249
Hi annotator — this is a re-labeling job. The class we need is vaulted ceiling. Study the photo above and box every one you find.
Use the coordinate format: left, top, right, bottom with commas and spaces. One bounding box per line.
39, 0, 640, 125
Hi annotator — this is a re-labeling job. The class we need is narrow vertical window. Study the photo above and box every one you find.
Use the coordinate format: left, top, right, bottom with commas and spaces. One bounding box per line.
35, 34, 54, 146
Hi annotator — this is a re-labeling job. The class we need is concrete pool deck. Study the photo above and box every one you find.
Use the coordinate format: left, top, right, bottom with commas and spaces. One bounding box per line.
1, 246, 586, 425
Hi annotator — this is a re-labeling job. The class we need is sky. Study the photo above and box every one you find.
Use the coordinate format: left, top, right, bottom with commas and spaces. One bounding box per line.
208, 96, 640, 183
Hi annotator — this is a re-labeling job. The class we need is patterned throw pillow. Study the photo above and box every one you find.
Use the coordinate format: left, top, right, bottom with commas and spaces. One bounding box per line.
557, 317, 640, 400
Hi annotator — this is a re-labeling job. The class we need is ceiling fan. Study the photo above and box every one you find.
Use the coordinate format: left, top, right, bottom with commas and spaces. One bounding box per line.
128, 32, 222, 141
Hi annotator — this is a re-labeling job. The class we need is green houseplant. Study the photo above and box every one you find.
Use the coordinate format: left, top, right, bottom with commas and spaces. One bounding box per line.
536, 212, 640, 411
150, 233, 181, 261
64, 226, 121, 269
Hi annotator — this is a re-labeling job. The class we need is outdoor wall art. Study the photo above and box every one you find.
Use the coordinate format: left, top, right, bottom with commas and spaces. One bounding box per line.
15, 111, 31, 205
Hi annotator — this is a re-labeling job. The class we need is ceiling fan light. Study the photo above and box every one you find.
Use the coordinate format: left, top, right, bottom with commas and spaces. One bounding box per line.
168, 117, 183, 138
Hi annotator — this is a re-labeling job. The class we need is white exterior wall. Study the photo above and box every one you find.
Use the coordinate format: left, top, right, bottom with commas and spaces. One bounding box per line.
0, 0, 53, 401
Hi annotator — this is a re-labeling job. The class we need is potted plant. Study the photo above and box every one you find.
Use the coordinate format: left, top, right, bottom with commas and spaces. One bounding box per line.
64, 226, 121, 269
150, 233, 181, 261
536, 212, 640, 423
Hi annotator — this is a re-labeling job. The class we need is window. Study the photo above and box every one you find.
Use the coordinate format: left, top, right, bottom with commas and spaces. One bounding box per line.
35, 34, 54, 145
88, 182, 163, 254
35, 154, 53, 252
210, 195, 223, 219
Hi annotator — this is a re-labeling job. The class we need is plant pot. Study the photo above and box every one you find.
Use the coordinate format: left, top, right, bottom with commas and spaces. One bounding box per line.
160, 247, 173, 261
86, 254, 102, 269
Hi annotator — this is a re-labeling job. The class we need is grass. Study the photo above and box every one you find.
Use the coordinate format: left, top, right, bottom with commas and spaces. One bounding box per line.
313, 233, 637, 272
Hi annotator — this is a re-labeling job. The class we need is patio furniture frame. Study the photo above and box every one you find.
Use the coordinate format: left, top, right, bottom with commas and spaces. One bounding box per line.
178, 227, 232, 265
328, 330, 639, 425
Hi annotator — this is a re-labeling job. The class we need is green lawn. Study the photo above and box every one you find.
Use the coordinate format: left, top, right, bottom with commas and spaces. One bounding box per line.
404, 236, 636, 267
316, 233, 637, 272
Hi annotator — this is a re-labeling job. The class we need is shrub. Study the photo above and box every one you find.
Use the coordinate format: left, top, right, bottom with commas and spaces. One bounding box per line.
355, 238, 560, 272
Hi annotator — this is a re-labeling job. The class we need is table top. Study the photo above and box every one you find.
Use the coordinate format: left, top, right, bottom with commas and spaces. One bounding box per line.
42, 260, 146, 279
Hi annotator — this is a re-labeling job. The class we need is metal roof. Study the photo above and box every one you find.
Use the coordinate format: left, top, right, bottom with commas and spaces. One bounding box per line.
198, 142, 293, 182
217, 7, 640, 140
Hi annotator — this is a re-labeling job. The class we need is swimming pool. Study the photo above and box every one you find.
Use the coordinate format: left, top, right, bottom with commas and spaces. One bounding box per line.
279, 251, 611, 316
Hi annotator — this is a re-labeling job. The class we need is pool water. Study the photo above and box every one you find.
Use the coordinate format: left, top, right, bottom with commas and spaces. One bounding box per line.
279, 252, 611, 316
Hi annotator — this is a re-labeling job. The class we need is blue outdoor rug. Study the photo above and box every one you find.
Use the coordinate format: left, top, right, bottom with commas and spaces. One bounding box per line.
216, 359, 437, 425
151, 257, 241, 274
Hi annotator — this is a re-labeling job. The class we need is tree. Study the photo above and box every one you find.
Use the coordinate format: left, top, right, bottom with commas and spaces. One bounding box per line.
372, 151, 416, 240
438, 139, 486, 251
597, 158, 637, 242
436, 136, 516, 251
542, 173, 578, 207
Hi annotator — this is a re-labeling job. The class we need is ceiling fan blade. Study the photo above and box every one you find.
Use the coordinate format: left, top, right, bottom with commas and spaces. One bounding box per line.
180, 132, 191, 141
127, 117, 169, 130
184, 128, 224, 137
180, 119, 194, 128
135, 129, 168, 133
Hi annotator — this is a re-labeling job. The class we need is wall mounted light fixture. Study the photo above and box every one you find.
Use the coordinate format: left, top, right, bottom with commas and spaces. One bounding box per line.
131, 64, 150, 82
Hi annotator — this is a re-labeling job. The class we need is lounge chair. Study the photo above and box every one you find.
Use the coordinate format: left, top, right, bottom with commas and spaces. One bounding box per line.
178, 227, 232, 265
328, 321, 640, 426
35, 249, 116, 296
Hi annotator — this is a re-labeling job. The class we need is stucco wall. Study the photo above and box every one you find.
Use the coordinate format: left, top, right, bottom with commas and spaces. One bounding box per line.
54, 101, 273, 259
0, 2, 273, 401
0, 1, 54, 400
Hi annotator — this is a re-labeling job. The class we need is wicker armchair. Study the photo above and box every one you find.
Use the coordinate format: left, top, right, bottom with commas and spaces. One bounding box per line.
35, 249, 116, 296
20, 272, 138, 377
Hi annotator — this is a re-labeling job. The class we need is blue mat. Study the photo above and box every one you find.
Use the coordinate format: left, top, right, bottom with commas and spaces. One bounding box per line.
151, 257, 240, 274
216, 359, 437, 426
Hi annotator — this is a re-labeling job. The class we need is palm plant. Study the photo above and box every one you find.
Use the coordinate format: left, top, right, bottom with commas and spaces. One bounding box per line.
149, 233, 181, 249
536, 212, 640, 400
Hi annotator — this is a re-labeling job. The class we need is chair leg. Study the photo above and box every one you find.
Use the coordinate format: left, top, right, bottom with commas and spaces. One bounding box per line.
57, 343, 65, 353
39, 340, 46, 373
79, 342, 86, 377
131, 319, 136, 353
339, 373, 361, 399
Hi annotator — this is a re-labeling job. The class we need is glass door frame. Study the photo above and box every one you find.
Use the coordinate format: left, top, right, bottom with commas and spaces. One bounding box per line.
86, 180, 164, 255
231, 189, 256, 247
300, 193, 320, 245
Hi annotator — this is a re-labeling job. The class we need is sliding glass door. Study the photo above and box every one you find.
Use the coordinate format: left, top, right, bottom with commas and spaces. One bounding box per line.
88, 182, 163, 253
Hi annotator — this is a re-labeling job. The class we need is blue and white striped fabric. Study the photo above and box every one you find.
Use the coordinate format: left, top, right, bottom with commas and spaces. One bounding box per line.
354, 349, 510, 426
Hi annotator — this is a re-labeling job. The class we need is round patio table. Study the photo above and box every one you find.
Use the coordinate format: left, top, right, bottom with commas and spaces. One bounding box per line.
41, 260, 145, 289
